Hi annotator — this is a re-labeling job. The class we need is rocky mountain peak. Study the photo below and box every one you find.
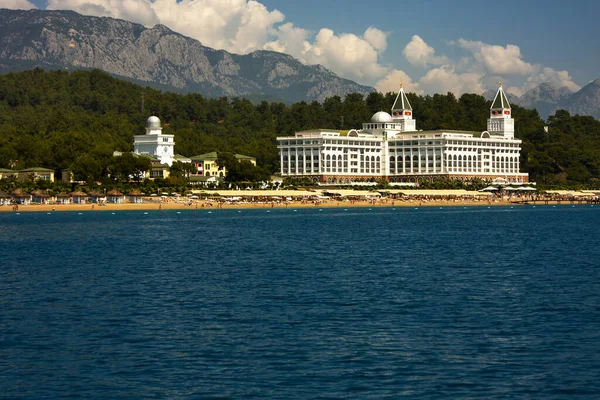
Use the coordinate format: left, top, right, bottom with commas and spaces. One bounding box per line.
567, 79, 600, 119
0, 8, 374, 103
519, 82, 573, 108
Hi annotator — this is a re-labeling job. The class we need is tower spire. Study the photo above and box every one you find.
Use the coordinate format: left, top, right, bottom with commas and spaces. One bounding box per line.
491, 81, 511, 110
487, 81, 514, 138
391, 82, 412, 119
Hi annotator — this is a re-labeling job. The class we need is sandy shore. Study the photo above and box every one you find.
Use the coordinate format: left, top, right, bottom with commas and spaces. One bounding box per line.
1, 198, 524, 213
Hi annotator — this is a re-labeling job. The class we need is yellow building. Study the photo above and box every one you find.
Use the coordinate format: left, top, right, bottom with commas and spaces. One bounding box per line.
18, 167, 55, 182
0, 168, 17, 180
189, 152, 256, 177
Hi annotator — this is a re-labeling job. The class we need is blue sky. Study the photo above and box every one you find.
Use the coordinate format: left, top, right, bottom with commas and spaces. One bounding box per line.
19, 0, 600, 95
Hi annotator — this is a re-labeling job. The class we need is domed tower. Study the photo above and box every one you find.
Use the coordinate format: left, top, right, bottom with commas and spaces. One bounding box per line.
133, 115, 175, 166
362, 111, 394, 135
146, 115, 162, 134
391, 83, 416, 132
371, 111, 394, 124
487, 82, 514, 139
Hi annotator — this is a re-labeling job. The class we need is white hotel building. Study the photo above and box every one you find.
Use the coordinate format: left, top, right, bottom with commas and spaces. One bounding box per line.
277, 84, 529, 184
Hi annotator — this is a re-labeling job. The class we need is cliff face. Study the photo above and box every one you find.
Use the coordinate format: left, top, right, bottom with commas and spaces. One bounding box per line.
0, 9, 374, 102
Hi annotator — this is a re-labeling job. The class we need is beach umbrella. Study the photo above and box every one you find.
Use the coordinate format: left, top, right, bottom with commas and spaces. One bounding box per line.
479, 186, 498, 192
503, 186, 517, 191
518, 186, 537, 191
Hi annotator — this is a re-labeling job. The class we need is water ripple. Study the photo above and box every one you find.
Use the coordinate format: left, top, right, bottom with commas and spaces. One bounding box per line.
1, 206, 600, 398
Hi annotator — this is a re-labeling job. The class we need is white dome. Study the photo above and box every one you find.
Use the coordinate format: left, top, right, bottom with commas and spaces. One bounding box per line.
371, 111, 393, 123
146, 116, 161, 129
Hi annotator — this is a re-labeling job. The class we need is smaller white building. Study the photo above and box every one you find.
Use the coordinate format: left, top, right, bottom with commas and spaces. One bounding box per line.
133, 116, 175, 166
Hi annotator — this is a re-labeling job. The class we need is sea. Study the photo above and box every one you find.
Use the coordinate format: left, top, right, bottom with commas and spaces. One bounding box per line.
1, 204, 600, 399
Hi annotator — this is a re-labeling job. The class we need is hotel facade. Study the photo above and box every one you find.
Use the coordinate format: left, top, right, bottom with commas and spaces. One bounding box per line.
277, 84, 528, 184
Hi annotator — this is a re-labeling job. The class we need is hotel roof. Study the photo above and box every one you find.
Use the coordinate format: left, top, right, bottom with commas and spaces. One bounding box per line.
19, 167, 54, 172
189, 152, 255, 161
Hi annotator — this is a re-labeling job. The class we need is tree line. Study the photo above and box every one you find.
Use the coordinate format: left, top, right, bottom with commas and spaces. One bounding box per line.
0, 68, 599, 187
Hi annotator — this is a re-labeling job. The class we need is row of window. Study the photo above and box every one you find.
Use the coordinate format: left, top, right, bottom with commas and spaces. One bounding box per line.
282, 161, 518, 174
280, 143, 520, 153
282, 154, 519, 174
280, 139, 520, 148
284, 153, 518, 162
445, 148, 518, 153
445, 140, 518, 147
363, 123, 401, 130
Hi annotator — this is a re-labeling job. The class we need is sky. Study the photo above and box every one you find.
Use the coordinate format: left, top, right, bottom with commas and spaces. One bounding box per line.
7, 0, 600, 96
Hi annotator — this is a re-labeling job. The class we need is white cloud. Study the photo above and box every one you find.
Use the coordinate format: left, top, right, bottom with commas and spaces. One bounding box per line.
457, 39, 535, 75
2, 0, 37, 9
403, 35, 448, 67
48, 0, 159, 26
364, 27, 388, 53
264, 22, 310, 56
400, 37, 580, 97
522, 67, 581, 93
419, 66, 485, 95
375, 69, 422, 95
300, 28, 387, 82
48, 0, 284, 54
268, 25, 388, 82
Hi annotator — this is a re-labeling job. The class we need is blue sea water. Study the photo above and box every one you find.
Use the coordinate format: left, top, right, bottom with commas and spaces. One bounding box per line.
1, 205, 600, 399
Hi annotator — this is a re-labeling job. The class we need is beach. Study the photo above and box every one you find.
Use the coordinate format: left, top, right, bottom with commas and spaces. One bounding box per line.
1, 197, 523, 213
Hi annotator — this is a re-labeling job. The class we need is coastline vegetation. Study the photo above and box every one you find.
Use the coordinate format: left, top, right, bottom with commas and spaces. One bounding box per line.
1, 68, 600, 192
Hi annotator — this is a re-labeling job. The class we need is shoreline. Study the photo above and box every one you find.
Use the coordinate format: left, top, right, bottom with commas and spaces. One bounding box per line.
0, 199, 545, 213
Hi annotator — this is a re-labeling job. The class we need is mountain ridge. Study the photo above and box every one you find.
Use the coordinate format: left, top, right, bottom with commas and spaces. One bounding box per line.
0, 8, 374, 103
484, 80, 600, 120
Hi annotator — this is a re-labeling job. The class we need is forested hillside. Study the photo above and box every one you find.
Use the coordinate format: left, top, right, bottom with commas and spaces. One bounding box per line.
1, 68, 599, 185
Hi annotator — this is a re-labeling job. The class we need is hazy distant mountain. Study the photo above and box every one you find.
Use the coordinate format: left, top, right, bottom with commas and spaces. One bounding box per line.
484, 81, 600, 120
518, 82, 573, 107
516, 82, 574, 119
0, 9, 374, 103
566, 79, 600, 120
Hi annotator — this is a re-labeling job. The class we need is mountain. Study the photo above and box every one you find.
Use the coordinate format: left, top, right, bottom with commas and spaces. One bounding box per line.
518, 82, 573, 107
516, 82, 574, 119
566, 79, 600, 120
0, 9, 374, 103
484, 81, 600, 120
